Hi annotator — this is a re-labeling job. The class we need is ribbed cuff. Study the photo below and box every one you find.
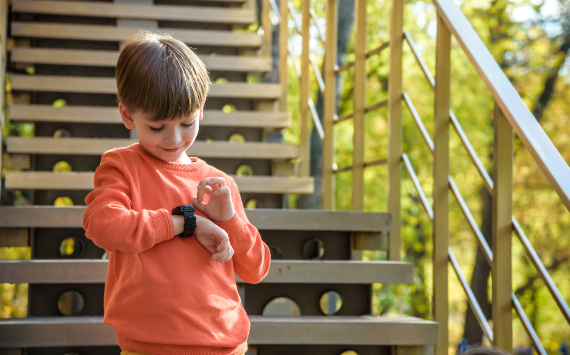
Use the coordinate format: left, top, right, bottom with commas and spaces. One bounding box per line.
214, 213, 246, 240
151, 209, 175, 244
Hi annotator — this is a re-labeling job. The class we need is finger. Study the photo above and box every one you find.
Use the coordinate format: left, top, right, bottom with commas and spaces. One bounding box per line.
191, 197, 206, 212
214, 186, 231, 196
213, 227, 229, 244
217, 237, 228, 252
206, 177, 227, 188
196, 184, 206, 202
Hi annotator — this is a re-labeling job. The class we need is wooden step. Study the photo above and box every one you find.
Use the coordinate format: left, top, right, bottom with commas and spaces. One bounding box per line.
11, 22, 262, 47
9, 105, 290, 128
10, 74, 281, 99
4, 172, 314, 194
0, 259, 413, 284
0, 316, 438, 347
6, 137, 299, 159
13, 0, 255, 24
0, 207, 392, 231
11, 48, 273, 72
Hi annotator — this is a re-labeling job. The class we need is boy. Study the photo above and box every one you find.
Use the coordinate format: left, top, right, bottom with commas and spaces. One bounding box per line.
83, 31, 271, 355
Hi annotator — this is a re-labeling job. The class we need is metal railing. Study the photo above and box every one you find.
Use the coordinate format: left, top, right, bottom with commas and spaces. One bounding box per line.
265, 0, 570, 352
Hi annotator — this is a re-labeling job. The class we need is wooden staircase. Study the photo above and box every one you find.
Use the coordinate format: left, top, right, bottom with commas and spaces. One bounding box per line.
0, 0, 438, 354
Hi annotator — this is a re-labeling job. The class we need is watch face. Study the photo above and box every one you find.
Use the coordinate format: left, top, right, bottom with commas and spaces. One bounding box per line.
181, 205, 195, 213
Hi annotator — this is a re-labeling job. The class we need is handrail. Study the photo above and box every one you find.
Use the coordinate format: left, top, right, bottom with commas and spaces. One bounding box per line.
433, 0, 570, 212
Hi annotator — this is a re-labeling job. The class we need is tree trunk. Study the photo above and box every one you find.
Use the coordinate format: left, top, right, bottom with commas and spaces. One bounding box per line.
297, 0, 355, 209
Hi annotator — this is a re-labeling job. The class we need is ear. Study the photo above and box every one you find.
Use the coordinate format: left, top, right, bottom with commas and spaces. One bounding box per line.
118, 103, 135, 129
198, 98, 206, 121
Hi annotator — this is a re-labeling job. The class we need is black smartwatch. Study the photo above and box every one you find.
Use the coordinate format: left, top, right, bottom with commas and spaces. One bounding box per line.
172, 204, 197, 238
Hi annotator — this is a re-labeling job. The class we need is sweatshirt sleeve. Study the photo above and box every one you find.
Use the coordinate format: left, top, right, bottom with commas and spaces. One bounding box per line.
215, 176, 271, 284
83, 151, 175, 253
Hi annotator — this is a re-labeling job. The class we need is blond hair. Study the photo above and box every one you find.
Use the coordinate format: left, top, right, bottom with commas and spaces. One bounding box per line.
116, 31, 210, 121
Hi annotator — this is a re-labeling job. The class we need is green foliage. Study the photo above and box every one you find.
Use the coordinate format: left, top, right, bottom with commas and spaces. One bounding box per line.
284, 0, 570, 351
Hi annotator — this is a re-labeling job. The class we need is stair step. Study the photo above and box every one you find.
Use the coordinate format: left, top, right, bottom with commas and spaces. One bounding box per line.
6, 138, 299, 159
10, 74, 281, 99
11, 48, 273, 72
0, 316, 438, 346
0, 259, 413, 284
9, 105, 290, 127
12, 22, 262, 47
13, 0, 255, 24
5, 172, 314, 194
0, 207, 391, 231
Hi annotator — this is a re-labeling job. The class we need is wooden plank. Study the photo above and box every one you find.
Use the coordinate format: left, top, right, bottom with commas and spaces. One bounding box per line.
0, 0, 7, 177
0, 259, 414, 284
260, 0, 271, 57
9, 105, 290, 128
10, 75, 282, 99
387, 0, 403, 261
432, 0, 570, 212
5, 172, 314, 194
353, 232, 387, 251
299, 0, 310, 177
432, 14, 451, 355
10, 48, 273, 72
492, 104, 513, 351
278, 0, 288, 112
352, 0, 366, 211
321, 0, 337, 210
11, 22, 262, 48
6, 138, 299, 159
12, 0, 254, 24
0, 228, 29, 247
0, 315, 438, 347
0, 206, 391, 231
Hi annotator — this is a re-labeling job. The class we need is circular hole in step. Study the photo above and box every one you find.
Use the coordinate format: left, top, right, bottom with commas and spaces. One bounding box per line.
268, 244, 285, 259
53, 161, 72, 173
228, 133, 245, 143
215, 77, 228, 84
340, 351, 359, 355
262, 297, 301, 316
59, 236, 85, 259
57, 290, 85, 316
302, 238, 325, 260
102, 251, 108, 260
222, 104, 236, 114
236, 164, 253, 177
245, 199, 258, 209
54, 196, 74, 207
52, 99, 66, 108
53, 129, 71, 138
319, 291, 343, 315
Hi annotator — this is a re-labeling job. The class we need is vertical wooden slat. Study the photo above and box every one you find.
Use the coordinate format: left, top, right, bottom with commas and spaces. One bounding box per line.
322, 0, 337, 210
492, 104, 513, 352
352, 0, 366, 211
387, 0, 403, 259
279, 0, 289, 113
261, 0, 272, 57
299, 0, 310, 177
0, 0, 7, 176
433, 14, 451, 355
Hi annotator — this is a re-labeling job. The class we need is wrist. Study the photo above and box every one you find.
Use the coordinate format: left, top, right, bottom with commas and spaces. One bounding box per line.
171, 215, 184, 236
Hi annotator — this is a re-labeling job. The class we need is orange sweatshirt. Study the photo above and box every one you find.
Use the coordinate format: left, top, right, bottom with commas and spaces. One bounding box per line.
83, 143, 271, 355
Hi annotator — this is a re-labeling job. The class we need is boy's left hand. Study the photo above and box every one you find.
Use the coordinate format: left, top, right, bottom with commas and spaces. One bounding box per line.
192, 177, 236, 223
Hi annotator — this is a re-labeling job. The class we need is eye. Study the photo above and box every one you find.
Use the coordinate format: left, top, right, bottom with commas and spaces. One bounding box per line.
149, 126, 163, 132
181, 121, 196, 128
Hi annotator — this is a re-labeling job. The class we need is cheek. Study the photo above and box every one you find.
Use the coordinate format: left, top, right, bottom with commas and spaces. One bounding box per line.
138, 130, 161, 146
182, 126, 199, 141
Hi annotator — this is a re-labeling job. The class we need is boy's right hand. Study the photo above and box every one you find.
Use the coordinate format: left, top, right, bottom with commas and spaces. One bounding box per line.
171, 214, 234, 263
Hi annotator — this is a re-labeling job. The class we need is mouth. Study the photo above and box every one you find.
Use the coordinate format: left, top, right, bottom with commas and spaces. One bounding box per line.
160, 146, 182, 153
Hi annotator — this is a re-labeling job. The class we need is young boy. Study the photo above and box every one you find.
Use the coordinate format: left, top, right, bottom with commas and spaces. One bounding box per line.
83, 31, 271, 355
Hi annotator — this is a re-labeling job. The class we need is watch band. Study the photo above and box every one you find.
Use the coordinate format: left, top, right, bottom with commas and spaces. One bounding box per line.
172, 204, 197, 238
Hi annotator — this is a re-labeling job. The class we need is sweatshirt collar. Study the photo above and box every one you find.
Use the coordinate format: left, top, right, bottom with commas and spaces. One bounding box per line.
131, 143, 207, 172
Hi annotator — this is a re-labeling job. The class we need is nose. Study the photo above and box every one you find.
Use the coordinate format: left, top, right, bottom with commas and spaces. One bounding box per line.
163, 127, 182, 146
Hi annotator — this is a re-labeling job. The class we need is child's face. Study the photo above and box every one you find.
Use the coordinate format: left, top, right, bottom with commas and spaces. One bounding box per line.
119, 103, 203, 163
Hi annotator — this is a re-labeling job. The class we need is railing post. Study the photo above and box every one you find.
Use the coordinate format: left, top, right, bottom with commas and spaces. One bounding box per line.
279, 0, 289, 113
0, 0, 7, 176
433, 14, 451, 355
300, 0, 311, 177
387, 0, 403, 259
261, 0, 272, 57
492, 104, 513, 352
322, 0, 337, 210
352, 0, 366, 211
